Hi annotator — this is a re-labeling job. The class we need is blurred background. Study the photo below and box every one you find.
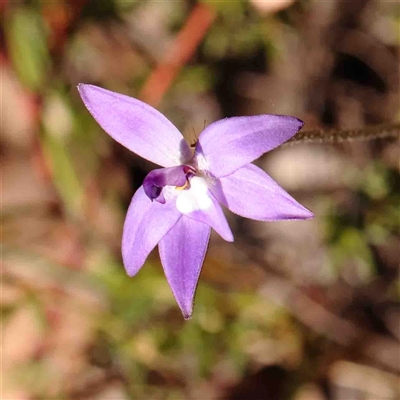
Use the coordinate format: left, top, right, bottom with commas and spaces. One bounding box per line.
1, 0, 399, 399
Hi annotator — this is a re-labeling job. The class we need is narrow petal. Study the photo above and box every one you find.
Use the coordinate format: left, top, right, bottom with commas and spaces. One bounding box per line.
211, 164, 314, 221
122, 186, 181, 276
78, 84, 192, 167
159, 216, 211, 319
195, 115, 303, 177
176, 177, 233, 242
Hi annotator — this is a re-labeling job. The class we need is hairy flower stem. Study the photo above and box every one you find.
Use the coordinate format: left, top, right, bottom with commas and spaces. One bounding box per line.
285, 122, 400, 146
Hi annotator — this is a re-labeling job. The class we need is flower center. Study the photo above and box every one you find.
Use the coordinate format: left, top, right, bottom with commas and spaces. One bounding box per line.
176, 176, 212, 213
143, 165, 196, 204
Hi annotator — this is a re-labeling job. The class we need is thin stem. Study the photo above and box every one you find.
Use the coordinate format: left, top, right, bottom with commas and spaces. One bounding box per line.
285, 122, 400, 145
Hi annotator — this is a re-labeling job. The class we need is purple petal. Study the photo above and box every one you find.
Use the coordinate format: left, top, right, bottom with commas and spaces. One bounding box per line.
211, 163, 314, 221
158, 216, 211, 319
175, 177, 234, 242
78, 84, 192, 167
195, 115, 303, 177
182, 195, 233, 242
143, 165, 194, 203
122, 186, 181, 276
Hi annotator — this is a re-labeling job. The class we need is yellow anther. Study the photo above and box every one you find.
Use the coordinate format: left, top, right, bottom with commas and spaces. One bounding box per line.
176, 180, 189, 191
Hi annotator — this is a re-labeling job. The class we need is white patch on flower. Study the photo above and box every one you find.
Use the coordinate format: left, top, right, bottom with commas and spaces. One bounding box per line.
194, 151, 210, 173
176, 176, 212, 214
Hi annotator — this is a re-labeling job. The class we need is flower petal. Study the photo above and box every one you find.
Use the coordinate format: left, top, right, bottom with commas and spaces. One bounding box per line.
78, 84, 192, 167
211, 163, 314, 221
158, 216, 211, 319
122, 186, 181, 276
195, 115, 303, 177
176, 177, 233, 242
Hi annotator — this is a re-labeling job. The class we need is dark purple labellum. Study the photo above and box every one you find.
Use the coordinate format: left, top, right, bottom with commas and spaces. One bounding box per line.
143, 165, 196, 203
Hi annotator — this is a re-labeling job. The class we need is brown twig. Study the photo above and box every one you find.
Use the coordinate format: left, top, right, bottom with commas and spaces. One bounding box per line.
286, 122, 400, 145
139, 3, 217, 107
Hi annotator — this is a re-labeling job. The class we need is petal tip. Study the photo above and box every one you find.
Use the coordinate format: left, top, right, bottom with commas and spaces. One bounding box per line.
304, 210, 314, 219
77, 83, 91, 101
77, 83, 87, 93
177, 301, 194, 320
183, 311, 193, 320
77, 83, 100, 99
123, 261, 139, 277
299, 205, 314, 220
122, 247, 146, 277
284, 115, 303, 133
293, 208, 314, 220
225, 233, 234, 243
295, 117, 304, 130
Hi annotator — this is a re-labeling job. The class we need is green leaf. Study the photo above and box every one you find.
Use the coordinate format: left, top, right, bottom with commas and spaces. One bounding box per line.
41, 132, 84, 218
6, 7, 50, 90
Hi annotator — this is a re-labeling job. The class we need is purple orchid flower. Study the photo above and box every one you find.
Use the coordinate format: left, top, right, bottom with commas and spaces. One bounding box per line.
78, 84, 313, 319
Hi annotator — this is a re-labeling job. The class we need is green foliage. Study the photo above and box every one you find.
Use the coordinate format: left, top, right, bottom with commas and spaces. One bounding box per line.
6, 7, 50, 91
